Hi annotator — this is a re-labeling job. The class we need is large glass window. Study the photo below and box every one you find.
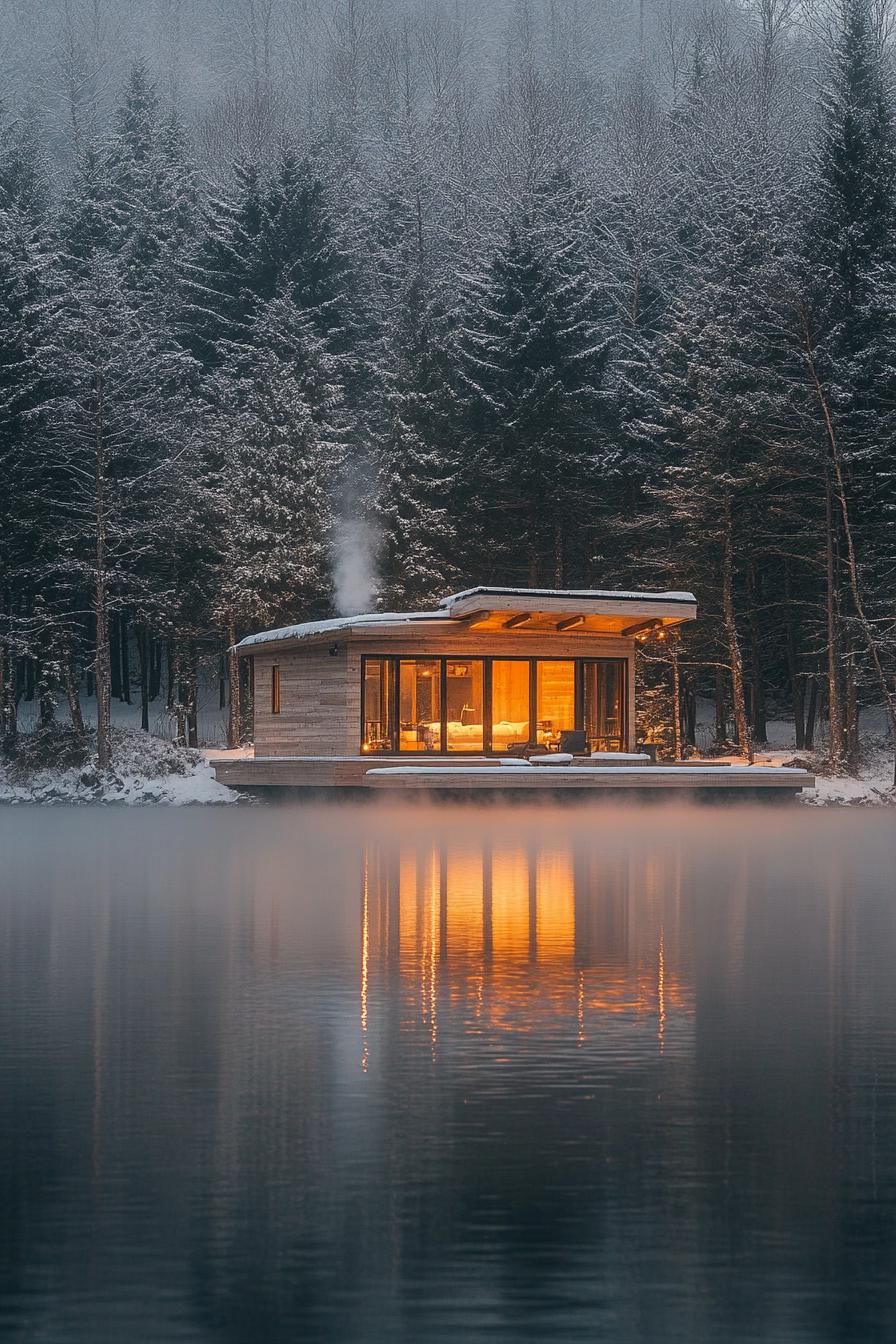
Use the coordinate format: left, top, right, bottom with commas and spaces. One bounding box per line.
584, 659, 626, 752
362, 658, 395, 753
491, 661, 530, 753
399, 660, 442, 751
445, 660, 484, 752
535, 661, 576, 748
362, 655, 627, 755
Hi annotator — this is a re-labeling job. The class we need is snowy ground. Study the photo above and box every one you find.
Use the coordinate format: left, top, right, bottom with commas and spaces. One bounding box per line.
4, 695, 893, 805
730, 747, 896, 806
0, 728, 239, 806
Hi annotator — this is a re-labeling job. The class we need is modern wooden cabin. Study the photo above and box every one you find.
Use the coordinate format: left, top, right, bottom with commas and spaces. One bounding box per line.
212, 586, 814, 796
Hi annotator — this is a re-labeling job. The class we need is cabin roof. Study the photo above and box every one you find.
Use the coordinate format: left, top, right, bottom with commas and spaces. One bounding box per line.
235, 586, 698, 654
234, 610, 448, 653
439, 586, 697, 610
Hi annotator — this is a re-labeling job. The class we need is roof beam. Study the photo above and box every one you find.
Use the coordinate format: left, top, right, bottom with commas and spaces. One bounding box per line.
504, 612, 532, 629
622, 618, 662, 639
556, 615, 585, 632
461, 609, 491, 628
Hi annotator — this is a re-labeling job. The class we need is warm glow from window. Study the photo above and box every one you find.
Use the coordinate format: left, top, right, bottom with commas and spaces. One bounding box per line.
362, 658, 394, 752
399, 660, 441, 751
271, 664, 281, 715
535, 661, 575, 745
584, 660, 626, 751
445, 661, 484, 752
492, 660, 530, 752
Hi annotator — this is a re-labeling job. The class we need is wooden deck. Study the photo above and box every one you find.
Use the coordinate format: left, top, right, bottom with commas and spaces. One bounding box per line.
212, 754, 815, 796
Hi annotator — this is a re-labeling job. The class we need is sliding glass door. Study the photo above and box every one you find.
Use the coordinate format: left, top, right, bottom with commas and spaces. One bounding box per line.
445, 660, 484, 752
361, 655, 629, 754
399, 660, 441, 751
583, 659, 627, 752
535, 661, 576, 748
491, 661, 530, 753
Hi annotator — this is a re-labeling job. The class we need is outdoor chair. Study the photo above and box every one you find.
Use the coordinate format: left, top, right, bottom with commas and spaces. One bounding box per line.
505, 741, 540, 759
559, 730, 589, 755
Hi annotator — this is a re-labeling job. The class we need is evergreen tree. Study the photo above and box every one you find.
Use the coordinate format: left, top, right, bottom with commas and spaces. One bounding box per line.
207, 293, 344, 744
453, 185, 616, 587
180, 160, 266, 367
374, 267, 458, 608
31, 252, 198, 768
801, 0, 896, 772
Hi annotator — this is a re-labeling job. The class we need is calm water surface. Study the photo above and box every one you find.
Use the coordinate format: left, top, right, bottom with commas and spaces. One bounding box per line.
1, 803, 895, 1343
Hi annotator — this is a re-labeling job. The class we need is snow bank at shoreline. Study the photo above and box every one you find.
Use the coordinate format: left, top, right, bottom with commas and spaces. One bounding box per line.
0, 728, 239, 806
2, 727, 892, 806
737, 747, 896, 806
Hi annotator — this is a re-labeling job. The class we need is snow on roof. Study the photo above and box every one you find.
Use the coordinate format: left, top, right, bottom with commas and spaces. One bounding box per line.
234, 610, 446, 651
440, 586, 697, 608
236, 586, 698, 652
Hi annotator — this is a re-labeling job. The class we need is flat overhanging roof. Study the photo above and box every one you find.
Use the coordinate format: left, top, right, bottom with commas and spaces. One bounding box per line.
234, 587, 698, 654
438, 586, 697, 632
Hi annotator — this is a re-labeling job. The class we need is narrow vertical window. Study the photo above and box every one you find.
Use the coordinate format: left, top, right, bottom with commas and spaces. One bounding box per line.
399, 660, 441, 751
271, 664, 281, 715
491, 661, 530, 752
535, 661, 576, 748
362, 658, 396, 752
583, 660, 626, 752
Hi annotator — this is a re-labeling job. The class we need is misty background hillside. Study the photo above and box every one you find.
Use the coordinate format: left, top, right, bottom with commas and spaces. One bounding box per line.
0, 0, 895, 768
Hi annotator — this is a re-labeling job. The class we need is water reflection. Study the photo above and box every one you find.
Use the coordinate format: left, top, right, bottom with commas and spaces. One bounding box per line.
361, 839, 693, 1058
1, 804, 895, 1343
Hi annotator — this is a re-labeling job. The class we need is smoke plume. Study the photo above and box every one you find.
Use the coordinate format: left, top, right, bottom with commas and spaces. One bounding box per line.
333, 519, 378, 615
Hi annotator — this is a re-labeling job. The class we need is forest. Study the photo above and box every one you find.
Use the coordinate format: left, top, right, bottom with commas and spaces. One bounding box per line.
0, 0, 895, 770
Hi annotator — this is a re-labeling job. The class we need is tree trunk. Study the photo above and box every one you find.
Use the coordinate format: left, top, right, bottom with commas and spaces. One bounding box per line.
1, 644, 17, 746
805, 677, 818, 751
714, 667, 727, 746
804, 322, 896, 780
172, 645, 186, 746
783, 560, 805, 750
119, 614, 131, 704
137, 625, 150, 732
670, 635, 682, 760
845, 648, 860, 769
747, 565, 767, 744
721, 513, 753, 762
824, 472, 845, 770
682, 674, 697, 748
553, 517, 563, 588
24, 656, 34, 702
187, 644, 199, 748
63, 654, 85, 735
85, 611, 95, 696
110, 611, 122, 701
226, 620, 241, 749
149, 638, 162, 701
240, 655, 253, 744
94, 370, 112, 771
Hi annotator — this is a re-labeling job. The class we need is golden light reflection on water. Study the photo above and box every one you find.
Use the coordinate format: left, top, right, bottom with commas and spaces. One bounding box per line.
362, 834, 693, 1063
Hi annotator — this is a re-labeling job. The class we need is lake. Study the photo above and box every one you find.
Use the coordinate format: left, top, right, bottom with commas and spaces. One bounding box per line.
1, 803, 895, 1343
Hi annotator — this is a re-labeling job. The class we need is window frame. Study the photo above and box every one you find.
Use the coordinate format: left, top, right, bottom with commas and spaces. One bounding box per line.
360, 655, 629, 755
271, 663, 281, 716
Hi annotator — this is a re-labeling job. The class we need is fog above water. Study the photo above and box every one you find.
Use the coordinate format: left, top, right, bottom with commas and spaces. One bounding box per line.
2, 803, 896, 1343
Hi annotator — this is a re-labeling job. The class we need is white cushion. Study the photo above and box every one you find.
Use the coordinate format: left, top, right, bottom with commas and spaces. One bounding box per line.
499, 757, 533, 767
529, 753, 574, 766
